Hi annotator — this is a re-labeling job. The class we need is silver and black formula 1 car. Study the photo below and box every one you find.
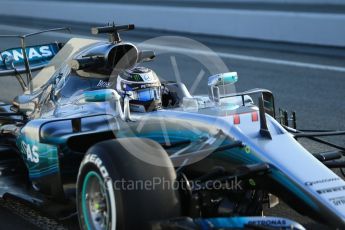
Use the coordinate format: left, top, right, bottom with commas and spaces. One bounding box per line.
0, 24, 344, 230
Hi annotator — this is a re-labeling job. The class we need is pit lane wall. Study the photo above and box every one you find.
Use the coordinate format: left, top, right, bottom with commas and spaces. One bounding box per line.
1, 0, 345, 47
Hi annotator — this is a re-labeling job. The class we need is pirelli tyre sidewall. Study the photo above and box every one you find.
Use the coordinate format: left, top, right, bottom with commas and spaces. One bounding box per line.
77, 138, 181, 230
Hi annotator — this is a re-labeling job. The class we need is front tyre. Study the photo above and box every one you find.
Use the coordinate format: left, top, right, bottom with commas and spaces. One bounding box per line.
77, 138, 181, 230
80, 169, 114, 230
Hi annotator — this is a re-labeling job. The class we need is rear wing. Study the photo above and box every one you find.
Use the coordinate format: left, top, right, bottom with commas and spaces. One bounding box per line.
0, 43, 61, 76
0, 27, 70, 92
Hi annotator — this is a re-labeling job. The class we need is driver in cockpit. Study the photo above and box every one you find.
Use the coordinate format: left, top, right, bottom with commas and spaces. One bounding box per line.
116, 66, 163, 113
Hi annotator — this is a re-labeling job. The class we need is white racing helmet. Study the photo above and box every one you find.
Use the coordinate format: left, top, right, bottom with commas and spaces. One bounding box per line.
116, 67, 162, 112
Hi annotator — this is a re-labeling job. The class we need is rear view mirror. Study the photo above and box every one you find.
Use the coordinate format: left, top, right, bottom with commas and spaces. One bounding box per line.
208, 72, 238, 86
208, 72, 238, 103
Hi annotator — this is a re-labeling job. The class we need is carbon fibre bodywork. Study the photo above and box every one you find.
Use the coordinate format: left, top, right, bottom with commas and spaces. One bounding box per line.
0, 29, 344, 229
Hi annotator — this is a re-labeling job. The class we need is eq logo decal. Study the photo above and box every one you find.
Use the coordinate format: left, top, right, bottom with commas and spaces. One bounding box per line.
21, 141, 39, 163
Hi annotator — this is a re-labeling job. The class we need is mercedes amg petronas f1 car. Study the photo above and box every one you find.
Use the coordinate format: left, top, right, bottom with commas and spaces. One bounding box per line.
0, 24, 345, 230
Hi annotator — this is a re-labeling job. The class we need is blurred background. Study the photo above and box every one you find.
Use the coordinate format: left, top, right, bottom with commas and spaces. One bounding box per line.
1, 0, 345, 46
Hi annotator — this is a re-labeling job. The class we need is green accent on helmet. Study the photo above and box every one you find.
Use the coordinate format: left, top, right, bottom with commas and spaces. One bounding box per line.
132, 74, 143, 81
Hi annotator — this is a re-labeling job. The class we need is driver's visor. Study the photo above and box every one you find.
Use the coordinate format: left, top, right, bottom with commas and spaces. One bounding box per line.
134, 87, 161, 101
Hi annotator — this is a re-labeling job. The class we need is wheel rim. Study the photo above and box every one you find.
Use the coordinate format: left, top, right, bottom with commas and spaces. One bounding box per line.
82, 171, 111, 230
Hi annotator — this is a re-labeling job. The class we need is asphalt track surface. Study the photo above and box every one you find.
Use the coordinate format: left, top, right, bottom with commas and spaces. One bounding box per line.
0, 18, 344, 229
32, 0, 345, 14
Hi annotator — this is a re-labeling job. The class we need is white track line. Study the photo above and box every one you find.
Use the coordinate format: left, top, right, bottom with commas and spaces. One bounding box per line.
1, 24, 345, 73
143, 44, 345, 73
220, 51, 345, 73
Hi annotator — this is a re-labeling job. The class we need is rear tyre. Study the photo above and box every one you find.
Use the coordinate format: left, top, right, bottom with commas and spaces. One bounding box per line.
77, 138, 181, 230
